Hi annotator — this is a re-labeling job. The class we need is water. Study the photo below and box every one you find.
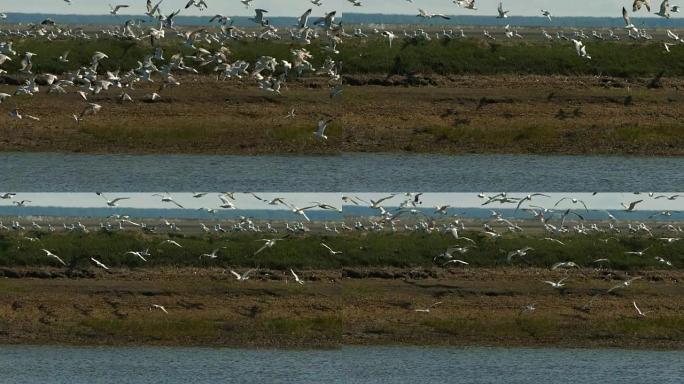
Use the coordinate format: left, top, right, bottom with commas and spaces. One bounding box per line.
0, 346, 682, 384
2, 152, 682, 192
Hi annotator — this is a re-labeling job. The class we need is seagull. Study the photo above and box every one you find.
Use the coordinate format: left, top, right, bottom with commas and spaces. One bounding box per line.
417, 9, 450, 20
145, 0, 164, 18
91, 257, 110, 270
654, 194, 680, 200
543, 238, 566, 246
542, 277, 568, 289
96, 192, 130, 207
554, 197, 589, 211
551, 261, 580, 270
290, 268, 305, 285
608, 276, 643, 293
150, 304, 168, 314
515, 193, 550, 211
625, 247, 650, 256
621, 200, 643, 212
541, 9, 552, 21
382, 30, 396, 47
414, 302, 443, 313
13, 200, 31, 207
254, 238, 283, 255
152, 193, 184, 208
633, 301, 650, 318
284, 108, 296, 119
200, 248, 221, 259
159, 239, 183, 248
623, 7, 637, 31
497, 2, 510, 18
655, 0, 671, 18
0, 193, 16, 199
125, 250, 148, 262
633, 0, 652, 12
251, 9, 269, 26
297, 8, 312, 29
321, 243, 342, 255
442, 259, 469, 267
42, 249, 66, 266
109, 4, 129, 15
230, 269, 255, 281
314, 119, 332, 140
507, 247, 534, 263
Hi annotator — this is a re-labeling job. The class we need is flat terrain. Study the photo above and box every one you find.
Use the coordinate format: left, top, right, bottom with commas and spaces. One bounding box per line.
0, 229, 683, 348
1, 75, 683, 155
1, 268, 682, 348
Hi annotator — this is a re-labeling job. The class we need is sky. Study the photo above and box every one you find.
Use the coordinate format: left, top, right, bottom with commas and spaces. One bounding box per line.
0, 1, 658, 18
1, 193, 681, 211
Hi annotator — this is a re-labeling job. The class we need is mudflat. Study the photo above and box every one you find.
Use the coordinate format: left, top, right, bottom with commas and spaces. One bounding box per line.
1, 75, 682, 155
1, 267, 682, 348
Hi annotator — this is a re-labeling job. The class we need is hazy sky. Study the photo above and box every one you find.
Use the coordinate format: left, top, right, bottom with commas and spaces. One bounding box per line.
0, 1, 653, 17
2, 193, 681, 211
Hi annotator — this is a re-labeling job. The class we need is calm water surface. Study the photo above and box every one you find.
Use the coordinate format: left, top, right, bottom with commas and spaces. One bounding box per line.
0, 346, 682, 384
1, 153, 682, 191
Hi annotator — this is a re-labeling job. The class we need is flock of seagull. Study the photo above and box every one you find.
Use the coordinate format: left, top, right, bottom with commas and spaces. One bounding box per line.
0, 1, 681, 141
1, 190, 681, 318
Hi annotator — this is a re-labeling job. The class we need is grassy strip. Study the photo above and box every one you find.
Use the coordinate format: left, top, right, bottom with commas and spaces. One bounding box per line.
3, 37, 684, 77
1, 230, 682, 270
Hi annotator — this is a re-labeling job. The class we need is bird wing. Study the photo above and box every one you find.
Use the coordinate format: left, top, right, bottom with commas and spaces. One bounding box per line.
623, 7, 632, 25
254, 244, 269, 255
110, 197, 130, 204
230, 270, 241, 279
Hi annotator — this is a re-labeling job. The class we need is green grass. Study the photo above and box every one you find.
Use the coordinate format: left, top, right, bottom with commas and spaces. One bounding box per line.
5, 37, 684, 77
1, 230, 682, 270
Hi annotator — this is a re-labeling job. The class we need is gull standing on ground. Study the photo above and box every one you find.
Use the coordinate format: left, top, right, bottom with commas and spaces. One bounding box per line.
414, 302, 443, 313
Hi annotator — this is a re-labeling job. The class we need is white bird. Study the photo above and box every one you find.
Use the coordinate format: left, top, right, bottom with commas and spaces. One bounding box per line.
125, 250, 148, 262
160, 239, 183, 248
655, 0, 671, 18
542, 277, 568, 289
417, 9, 450, 20
321, 243, 342, 255
96, 192, 130, 207
290, 268, 305, 285
497, 2, 510, 18
254, 238, 283, 255
150, 304, 168, 314
633, 301, 650, 317
200, 248, 221, 259
414, 301, 443, 313
571, 39, 591, 60
541, 9, 552, 21
109, 4, 129, 15
91, 257, 110, 270
153, 193, 184, 208
314, 119, 332, 140
230, 269, 255, 282
608, 277, 643, 293
42, 249, 66, 266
